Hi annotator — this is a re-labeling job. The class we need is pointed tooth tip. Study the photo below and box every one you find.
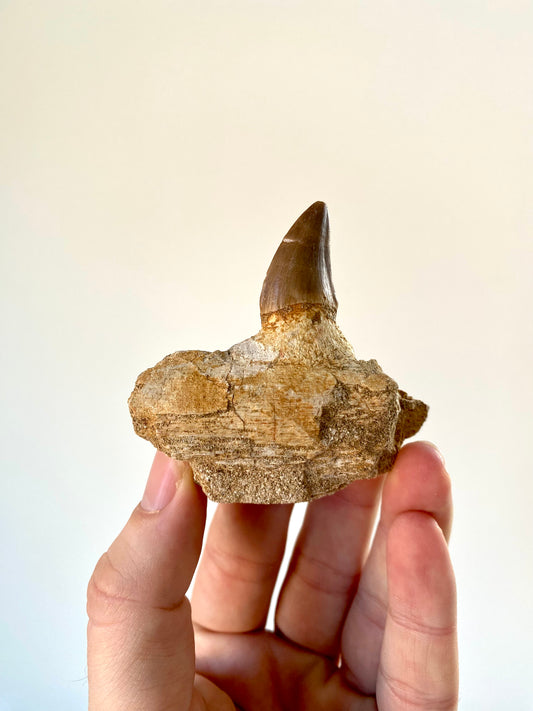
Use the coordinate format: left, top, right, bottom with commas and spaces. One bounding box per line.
294, 200, 328, 224
281, 201, 329, 246
306, 200, 327, 212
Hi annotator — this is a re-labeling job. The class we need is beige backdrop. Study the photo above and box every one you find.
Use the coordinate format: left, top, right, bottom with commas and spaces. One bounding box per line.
1, 1, 532, 709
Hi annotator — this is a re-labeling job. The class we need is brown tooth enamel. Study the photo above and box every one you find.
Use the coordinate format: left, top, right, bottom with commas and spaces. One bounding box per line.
259, 201, 338, 320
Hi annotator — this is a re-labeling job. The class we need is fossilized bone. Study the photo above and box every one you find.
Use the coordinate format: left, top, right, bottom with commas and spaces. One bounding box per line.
129, 202, 428, 503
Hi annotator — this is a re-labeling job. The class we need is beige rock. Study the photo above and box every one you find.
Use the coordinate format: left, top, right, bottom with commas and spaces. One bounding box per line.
129, 202, 428, 503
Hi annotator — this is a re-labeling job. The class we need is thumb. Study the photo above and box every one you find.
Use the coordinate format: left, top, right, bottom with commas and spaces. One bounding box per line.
87, 452, 206, 711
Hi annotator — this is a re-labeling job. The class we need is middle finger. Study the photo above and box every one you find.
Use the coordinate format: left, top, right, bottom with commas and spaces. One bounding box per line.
274, 475, 384, 657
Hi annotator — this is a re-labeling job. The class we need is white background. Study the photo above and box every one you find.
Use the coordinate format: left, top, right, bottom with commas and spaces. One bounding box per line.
1, 1, 532, 709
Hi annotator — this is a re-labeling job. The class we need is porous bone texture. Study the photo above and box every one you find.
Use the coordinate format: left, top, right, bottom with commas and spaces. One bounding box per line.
129, 306, 427, 503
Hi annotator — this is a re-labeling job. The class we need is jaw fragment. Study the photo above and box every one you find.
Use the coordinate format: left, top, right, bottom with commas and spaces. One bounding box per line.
129, 202, 428, 503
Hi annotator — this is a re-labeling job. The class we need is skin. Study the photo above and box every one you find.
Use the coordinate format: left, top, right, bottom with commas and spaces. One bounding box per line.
87, 441, 458, 710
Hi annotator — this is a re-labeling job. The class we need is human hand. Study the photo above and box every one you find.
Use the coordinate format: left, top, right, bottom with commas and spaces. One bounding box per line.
87, 442, 458, 710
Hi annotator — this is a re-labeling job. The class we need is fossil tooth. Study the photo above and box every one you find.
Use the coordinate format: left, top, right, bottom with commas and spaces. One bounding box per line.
129, 203, 428, 504
260, 200, 338, 320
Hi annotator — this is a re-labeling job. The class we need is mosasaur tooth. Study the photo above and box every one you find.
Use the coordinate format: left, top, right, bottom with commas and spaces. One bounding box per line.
259, 200, 337, 320
128, 202, 428, 503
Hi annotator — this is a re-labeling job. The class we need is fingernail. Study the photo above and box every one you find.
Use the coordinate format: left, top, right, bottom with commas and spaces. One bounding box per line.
141, 452, 181, 512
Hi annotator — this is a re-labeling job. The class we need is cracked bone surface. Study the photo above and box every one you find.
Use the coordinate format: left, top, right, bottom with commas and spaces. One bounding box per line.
129, 202, 428, 503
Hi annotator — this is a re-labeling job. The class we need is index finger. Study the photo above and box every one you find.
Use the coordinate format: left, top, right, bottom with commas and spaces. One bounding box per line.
191, 503, 293, 633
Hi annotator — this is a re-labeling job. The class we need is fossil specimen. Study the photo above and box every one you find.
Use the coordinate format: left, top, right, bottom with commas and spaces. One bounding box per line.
129, 202, 428, 503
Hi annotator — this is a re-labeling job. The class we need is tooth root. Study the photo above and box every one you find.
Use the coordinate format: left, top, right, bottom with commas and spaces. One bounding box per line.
259, 201, 338, 319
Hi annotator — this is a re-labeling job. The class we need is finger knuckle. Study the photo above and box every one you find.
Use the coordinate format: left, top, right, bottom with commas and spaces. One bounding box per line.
388, 606, 456, 639
381, 668, 458, 710
289, 545, 354, 597
205, 542, 278, 586
87, 551, 140, 627
354, 583, 388, 634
